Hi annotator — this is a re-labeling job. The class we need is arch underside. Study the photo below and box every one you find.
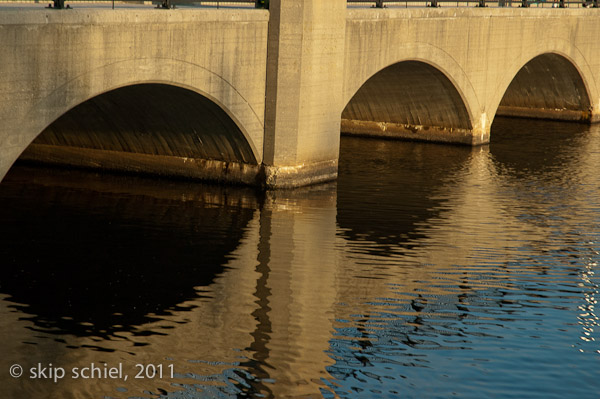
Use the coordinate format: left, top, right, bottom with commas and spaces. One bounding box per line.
21, 84, 260, 183
497, 53, 592, 122
342, 61, 474, 144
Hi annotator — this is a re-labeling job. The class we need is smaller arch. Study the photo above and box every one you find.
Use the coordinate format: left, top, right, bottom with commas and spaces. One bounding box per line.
34, 83, 257, 164
496, 53, 593, 123
341, 61, 476, 145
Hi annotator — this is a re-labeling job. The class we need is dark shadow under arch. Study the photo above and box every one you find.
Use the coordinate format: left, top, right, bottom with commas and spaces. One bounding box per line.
497, 53, 592, 122
342, 61, 472, 139
31, 83, 257, 164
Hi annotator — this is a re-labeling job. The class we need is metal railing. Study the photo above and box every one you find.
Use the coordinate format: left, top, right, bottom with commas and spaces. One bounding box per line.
9, 0, 597, 9
156, 0, 264, 9
348, 0, 598, 7
38, 0, 263, 9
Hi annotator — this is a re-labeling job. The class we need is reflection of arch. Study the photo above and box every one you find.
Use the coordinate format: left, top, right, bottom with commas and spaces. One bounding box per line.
343, 60, 472, 131
35, 83, 257, 164
0, 167, 257, 338
10, 57, 264, 176
336, 136, 474, 254
490, 42, 598, 125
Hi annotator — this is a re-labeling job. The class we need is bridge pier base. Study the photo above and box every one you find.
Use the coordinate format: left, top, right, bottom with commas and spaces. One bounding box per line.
18, 143, 337, 189
341, 119, 490, 146
19, 144, 263, 186
496, 106, 598, 123
262, 160, 339, 189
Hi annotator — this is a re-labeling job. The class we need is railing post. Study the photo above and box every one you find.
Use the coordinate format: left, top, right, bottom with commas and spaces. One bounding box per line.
157, 0, 172, 8
255, 0, 269, 8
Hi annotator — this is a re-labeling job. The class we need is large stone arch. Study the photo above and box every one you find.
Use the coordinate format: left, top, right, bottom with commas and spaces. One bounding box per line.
2, 57, 265, 181
489, 39, 599, 126
34, 83, 258, 163
342, 43, 485, 145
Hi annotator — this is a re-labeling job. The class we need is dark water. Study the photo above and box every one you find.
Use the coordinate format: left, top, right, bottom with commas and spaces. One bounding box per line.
1, 118, 599, 398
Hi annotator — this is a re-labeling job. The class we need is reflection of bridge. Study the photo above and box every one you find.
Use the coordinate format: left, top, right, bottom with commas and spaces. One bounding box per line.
1, 1, 599, 187
3, 123, 599, 397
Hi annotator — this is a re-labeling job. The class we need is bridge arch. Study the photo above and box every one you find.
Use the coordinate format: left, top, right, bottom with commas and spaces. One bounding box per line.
343, 60, 472, 129
342, 42, 485, 144
5, 57, 264, 182
490, 40, 598, 126
34, 83, 257, 164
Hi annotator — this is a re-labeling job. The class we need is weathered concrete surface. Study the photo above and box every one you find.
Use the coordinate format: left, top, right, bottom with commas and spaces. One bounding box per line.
343, 8, 600, 145
20, 144, 263, 185
0, 9, 269, 182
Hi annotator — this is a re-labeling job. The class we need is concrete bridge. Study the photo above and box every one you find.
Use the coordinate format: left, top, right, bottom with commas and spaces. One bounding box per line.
1, 1, 599, 187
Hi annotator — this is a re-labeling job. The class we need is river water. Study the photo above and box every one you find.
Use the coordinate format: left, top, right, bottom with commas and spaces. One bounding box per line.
1, 117, 599, 398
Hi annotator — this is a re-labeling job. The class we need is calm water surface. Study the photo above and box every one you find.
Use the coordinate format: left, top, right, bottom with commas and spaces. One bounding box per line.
1, 118, 599, 398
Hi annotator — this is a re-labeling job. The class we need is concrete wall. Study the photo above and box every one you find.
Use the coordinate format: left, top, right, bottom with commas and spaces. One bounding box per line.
343, 8, 600, 145
0, 9, 269, 183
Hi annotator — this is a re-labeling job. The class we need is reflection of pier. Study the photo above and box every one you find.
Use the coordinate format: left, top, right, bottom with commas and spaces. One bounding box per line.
2, 122, 600, 397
